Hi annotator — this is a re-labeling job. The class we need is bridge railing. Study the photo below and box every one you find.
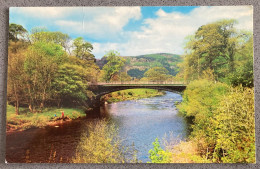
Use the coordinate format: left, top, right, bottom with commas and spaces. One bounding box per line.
93, 81, 186, 85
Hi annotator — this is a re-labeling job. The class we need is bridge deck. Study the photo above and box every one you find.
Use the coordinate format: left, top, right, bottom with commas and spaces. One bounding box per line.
99, 84, 186, 86
93, 82, 186, 86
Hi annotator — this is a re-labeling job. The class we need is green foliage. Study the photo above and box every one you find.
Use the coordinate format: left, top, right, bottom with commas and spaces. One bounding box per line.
102, 50, 126, 82
7, 26, 99, 112
6, 105, 86, 131
103, 89, 164, 103
119, 72, 132, 82
133, 62, 150, 67
179, 19, 253, 86
128, 91, 133, 95
213, 87, 255, 163
72, 120, 138, 163
178, 79, 229, 117
24, 41, 67, 110
122, 53, 182, 79
177, 79, 255, 163
9, 23, 28, 42
228, 34, 254, 87
31, 30, 70, 50
52, 63, 89, 104
178, 79, 229, 150
127, 69, 147, 79
7, 41, 28, 115
144, 67, 171, 82
73, 37, 94, 60
148, 138, 172, 163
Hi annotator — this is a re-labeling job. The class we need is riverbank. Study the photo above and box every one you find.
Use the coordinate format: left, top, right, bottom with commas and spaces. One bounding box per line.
6, 105, 86, 133
102, 89, 165, 103
150, 79, 255, 163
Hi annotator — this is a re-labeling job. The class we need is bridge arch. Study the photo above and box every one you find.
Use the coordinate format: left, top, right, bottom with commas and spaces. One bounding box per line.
92, 85, 186, 98
87, 84, 186, 112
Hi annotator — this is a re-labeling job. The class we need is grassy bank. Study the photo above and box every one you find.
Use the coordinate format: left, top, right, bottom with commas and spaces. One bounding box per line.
102, 89, 165, 103
148, 79, 255, 163
6, 105, 86, 132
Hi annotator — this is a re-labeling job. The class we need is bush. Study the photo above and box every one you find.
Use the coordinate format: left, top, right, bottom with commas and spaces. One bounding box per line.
177, 79, 229, 150
177, 79, 255, 163
72, 119, 138, 163
148, 138, 172, 163
212, 87, 255, 163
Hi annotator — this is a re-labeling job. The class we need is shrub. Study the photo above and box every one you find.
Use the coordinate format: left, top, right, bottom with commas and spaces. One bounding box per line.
148, 138, 172, 163
212, 87, 255, 163
72, 119, 138, 163
177, 79, 255, 163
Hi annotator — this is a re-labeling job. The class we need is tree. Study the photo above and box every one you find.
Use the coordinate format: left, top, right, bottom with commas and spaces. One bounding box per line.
228, 33, 253, 87
180, 19, 241, 82
127, 68, 147, 79
30, 29, 71, 54
8, 23, 29, 114
24, 42, 67, 111
7, 41, 28, 115
9, 23, 28, 42
73, 37, 94, 60
52, 63, 89, 107
102, 50, 126, 82
119, 72, 132, 82
144, 67, 170, 82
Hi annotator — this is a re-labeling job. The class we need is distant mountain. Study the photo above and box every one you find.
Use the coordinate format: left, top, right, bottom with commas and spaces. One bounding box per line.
96, 53, 183, 79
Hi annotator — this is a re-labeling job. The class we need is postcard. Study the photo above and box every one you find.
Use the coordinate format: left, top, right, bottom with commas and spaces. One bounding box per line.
6, 6, 254, 163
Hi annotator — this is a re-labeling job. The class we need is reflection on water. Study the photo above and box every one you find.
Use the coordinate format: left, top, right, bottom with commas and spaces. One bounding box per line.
102, 91, 187, 162
6, 91, 187, 163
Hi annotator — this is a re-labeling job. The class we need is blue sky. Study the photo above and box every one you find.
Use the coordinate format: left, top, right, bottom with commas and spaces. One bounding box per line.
10, 6, 253, 58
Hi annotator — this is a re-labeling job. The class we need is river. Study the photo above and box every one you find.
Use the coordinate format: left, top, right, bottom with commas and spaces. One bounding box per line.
6, 91, 188, 163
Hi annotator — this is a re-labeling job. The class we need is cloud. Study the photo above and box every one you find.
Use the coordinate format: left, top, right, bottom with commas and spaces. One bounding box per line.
55, 7, 141, 39
92, 6, 253, 58
10, 6, 253, 58
11, 7, 80, 19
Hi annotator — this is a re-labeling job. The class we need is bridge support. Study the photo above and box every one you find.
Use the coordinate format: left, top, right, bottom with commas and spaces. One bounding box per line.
85, 95, 103, 116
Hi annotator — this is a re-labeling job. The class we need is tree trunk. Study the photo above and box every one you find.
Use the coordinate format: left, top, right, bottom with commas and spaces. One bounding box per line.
29, 104, 33, 113
15, 100, 19, 115
13, 84, 20, 115
57, 99, 61, 108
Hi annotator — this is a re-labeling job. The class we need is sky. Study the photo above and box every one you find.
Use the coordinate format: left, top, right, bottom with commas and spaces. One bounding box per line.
10, 6, 253, 59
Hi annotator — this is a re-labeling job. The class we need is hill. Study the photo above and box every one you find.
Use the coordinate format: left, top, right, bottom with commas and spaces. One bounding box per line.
96, 53, 183, 79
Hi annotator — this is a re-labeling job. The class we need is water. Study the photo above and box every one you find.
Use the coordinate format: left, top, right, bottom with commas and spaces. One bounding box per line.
6, 91, 188, 163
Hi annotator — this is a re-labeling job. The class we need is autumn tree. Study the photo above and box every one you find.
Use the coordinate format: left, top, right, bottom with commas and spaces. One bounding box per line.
7, 23, 29, 114
7, 42, 28, 115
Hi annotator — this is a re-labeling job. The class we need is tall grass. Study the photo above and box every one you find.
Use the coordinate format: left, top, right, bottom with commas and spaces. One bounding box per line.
72, 119, 139, 163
